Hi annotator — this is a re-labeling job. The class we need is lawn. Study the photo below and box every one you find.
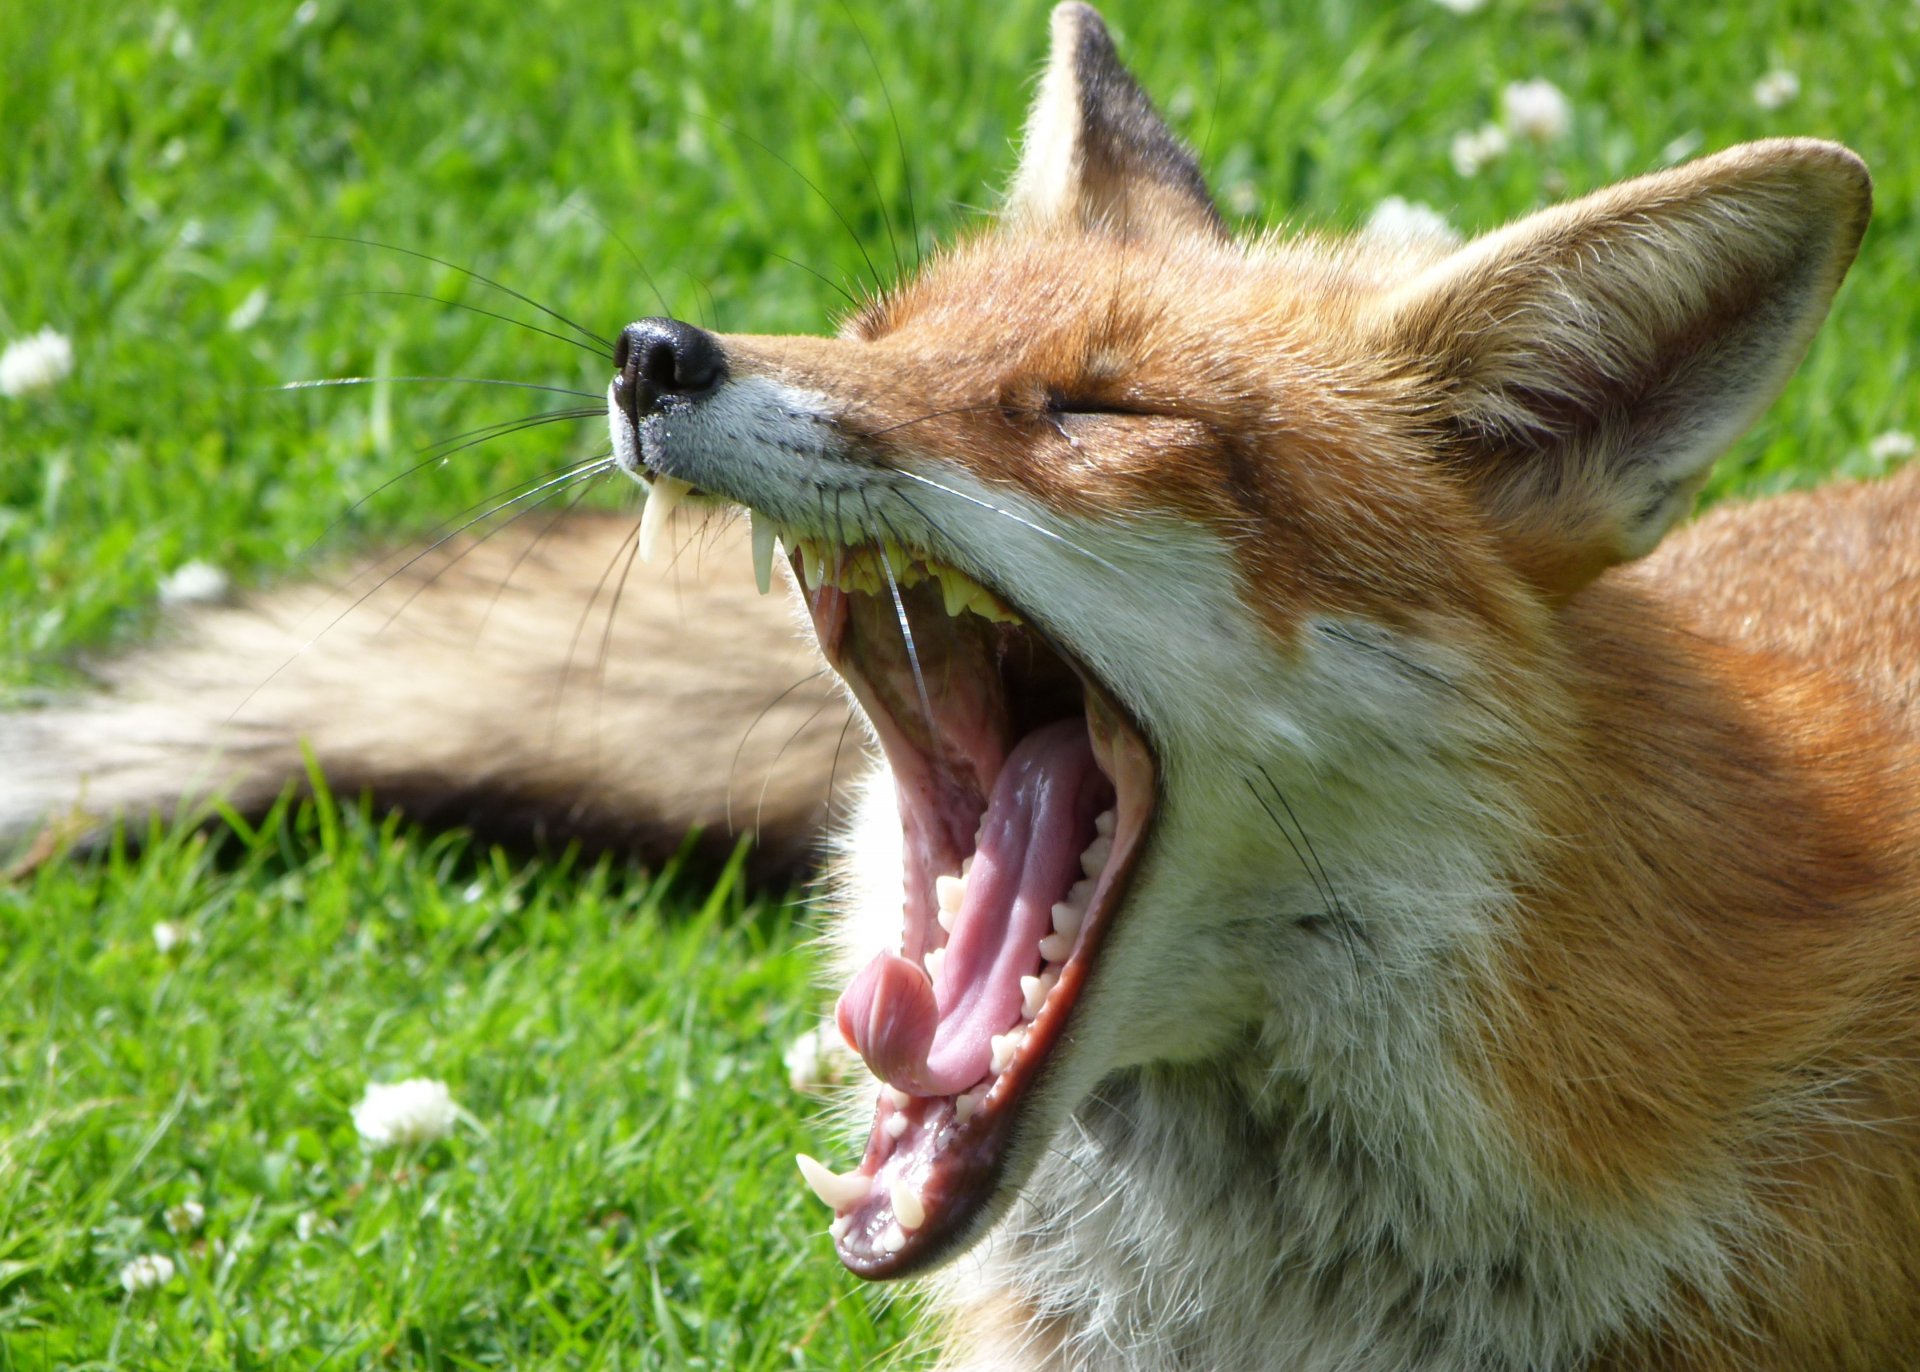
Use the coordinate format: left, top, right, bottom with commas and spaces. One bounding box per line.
1, 0, 1914, 1366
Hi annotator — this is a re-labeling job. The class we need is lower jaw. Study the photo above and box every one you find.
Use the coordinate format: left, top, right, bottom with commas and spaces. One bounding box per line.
820, 690, 1155, 1278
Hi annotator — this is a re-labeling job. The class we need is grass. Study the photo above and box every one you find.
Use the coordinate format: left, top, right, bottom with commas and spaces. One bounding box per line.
1, 0, 1915, 1365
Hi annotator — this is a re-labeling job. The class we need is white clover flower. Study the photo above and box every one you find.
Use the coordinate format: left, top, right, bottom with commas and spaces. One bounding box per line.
1433, 0, 1487, 11
0, 327, 74, 398
784, 1021, 859, 1095
164, 1200, 205, 1234
1868, 430, 1917, 465
1450, 123, 1510, 176
118, 1253, 176, 1294
158, 560, 230, 607
353, 1078, 459, 1149
226, 287, 269, 333
1364, 196, 1462, 249
152, 921, 187, 953
1502, 78, 1572, 143
1752, 70, 1800, 111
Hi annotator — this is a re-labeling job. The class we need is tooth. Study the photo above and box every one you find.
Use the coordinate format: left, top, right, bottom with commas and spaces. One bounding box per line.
1094, 809, 1116, 837
795, 1155, 872, 1211
924, 947, 946, 984
935, 875, 965, 913
637, 474, 691, 562
1020, 975, 1047, 1020
1067, 879, 1096, 907
880, 1223, 906, 1254
830, 1215, 850, 1240
750, 512, 777, 595
1039, 931, 1073, 962
955, 1090, 983, 1123
937, 907, 957, 934
886, 1112, 909, 1140
961, 856, 974, 878
1050, 901, 1084, 939
890, 1178, 926, 1230
1080, 833, 1113, 878
940, 570, 971, 618
884, 1085, 912, 1110
989, 1029, 1026, 1075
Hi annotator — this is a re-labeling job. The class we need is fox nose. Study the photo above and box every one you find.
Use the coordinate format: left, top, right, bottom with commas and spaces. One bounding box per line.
612, 317, 727, 427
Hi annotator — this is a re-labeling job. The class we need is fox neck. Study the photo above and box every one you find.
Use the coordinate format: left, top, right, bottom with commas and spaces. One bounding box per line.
926, 573, 1871, 1368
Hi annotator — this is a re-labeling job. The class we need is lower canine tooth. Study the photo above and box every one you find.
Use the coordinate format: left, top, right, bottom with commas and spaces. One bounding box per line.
796, 1154, 872, 1211
890, 1178, 926, 1230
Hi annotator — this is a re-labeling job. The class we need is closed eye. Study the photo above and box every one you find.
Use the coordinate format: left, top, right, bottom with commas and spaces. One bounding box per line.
1045, 395, 1161, 421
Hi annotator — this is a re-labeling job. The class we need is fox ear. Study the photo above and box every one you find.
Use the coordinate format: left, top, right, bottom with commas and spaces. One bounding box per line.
1006, 3, 1224, 239
1383, 140, 1870, 594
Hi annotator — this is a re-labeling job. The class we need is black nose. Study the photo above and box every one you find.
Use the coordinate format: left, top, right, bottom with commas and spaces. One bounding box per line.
612, 318, 727, 427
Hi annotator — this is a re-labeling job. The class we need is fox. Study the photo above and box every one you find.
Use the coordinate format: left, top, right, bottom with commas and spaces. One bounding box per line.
8, 3, 1920, 1368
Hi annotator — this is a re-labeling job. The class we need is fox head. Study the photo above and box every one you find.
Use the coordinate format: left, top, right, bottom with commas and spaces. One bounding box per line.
606, 3, 1869, 1279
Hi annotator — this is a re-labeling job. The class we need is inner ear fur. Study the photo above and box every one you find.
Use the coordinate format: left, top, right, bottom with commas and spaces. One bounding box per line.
1006, 3, 1225, 240
1380, 139, 1870, 595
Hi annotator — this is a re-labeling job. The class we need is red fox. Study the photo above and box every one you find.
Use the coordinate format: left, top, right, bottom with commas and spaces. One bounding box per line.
8, 4, 1919, 1367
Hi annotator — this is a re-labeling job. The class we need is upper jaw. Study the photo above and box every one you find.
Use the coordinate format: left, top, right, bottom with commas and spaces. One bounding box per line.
607, 364, 1163, 1276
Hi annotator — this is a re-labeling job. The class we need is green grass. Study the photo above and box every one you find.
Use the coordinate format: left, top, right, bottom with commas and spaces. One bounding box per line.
1, 0, 1915, 1365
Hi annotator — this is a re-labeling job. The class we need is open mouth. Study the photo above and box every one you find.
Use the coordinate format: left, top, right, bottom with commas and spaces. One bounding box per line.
769, 531, 1157, 1278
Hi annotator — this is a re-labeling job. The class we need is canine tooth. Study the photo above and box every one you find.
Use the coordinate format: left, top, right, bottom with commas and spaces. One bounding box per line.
796, 1154, 872, 1211
637, 474, 691, 562
750, 511, 778, 595
936, 874, 965, 913
925, 947, 947, 984
1039, 931, 1073, 962
955, 1089, 983, 1123
1080, 833, 1113, 878
890, 1178, 926, 1230
1050, 900, 1084, 939
886, 1112, 909, 1140
880, 1223, 906, 1254
1020, 975, 1046, 1020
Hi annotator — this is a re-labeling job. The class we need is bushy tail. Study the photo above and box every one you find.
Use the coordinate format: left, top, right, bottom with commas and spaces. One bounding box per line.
1, 514, 853, 878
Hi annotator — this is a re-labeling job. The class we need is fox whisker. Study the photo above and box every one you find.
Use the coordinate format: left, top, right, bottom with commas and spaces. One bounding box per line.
308, 234, 612, 350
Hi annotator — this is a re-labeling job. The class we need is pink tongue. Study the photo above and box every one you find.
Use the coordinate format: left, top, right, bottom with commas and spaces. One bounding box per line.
837, 719, 1103, 1096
